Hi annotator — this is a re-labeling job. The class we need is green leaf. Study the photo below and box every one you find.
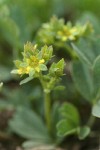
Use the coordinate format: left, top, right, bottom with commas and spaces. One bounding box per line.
51, 102, 60, 138
57, 119, 77, 137
93, 55, 100, 96
0, 100, 14, 110
71, 43, 92, 66
39, 64, 47, 71
0, 88, 31, 110
72, 38, 100, 65
78, 126, 90, 140
57, 102, 80, 138
92, 100, 100, 118
72, 60, 94, 101
22, 140, 43, 149
20, 76, 33, 85
73, 39, 96, 64
92, 38, 100, 57
60, 102, 80, 126
9, 107, 51, 142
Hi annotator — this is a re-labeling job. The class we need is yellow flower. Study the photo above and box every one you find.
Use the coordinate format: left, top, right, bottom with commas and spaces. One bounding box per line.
17, 58, 45, 75
35, 67, 40, 72
39, 59, 45, 64
57, 26, 71, 42
18, 68, 26, 74
26, 66, 31, 73
12, 43, 53, 76
34, 59, 45, 72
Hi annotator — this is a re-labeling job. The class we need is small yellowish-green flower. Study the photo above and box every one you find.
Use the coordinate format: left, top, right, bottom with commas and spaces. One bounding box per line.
57, 22, 93, 42
36, 16, 93, 45
11, 42, 53, 77
57, 25, 76, 42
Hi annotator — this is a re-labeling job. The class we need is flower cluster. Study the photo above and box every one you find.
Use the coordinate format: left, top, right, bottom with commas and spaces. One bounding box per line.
36, 16, 93, 45
12, 42, 53, 77
12, 42, 65, 89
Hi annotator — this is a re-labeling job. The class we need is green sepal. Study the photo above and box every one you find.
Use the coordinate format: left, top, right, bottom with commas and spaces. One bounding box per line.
19, 62, 28, 68
49, 58, 65, 77
39, 64, 47, 71
14, 60, 22, 68
29, 69, 35, 77
11, 69, 18, 74
20, 76, 34, 85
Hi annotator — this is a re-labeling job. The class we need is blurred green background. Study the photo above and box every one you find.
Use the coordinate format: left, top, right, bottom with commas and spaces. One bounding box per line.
0, 0, 100, 148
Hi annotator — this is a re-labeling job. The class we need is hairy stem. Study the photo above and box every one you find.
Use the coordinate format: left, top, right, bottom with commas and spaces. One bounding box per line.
44, 91, 51, 133
40, 76, 51, 132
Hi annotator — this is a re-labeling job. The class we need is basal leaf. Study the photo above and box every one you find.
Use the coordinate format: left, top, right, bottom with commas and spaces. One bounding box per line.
57, 119, 77, 137
72, 60, 94, 102
9, 107, 51, 142
60, 102, 80, 126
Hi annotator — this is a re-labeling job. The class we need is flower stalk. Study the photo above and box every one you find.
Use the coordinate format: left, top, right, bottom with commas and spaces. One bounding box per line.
44, 91, 51, 133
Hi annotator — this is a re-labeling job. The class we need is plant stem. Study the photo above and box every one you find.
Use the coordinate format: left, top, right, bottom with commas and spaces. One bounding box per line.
44, 91, 51, 133
39, 76, 52, 133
